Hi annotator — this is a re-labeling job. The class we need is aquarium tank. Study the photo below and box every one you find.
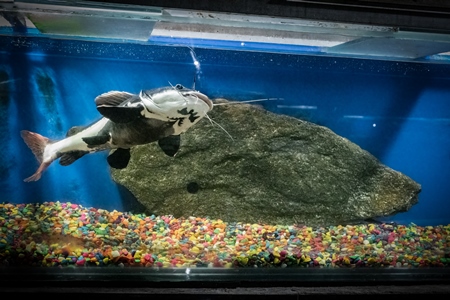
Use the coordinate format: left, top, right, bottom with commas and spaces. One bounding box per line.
1, 0, 450, 296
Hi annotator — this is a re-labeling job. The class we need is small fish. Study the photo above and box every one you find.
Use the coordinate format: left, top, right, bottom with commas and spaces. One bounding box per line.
21, 84, 213, 182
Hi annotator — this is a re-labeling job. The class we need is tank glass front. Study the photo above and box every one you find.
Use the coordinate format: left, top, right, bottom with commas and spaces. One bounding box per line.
1, 1, 450, 284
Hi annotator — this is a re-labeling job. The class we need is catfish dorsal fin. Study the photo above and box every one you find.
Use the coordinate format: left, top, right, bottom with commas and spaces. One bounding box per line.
95, 91, 134, 107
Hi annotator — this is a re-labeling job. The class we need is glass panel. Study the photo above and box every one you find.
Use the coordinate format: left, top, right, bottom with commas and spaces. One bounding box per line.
0, 0, 449, 289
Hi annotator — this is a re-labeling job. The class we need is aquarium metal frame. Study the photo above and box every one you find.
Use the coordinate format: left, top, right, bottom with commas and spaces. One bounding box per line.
0, 267, 450, 299
2, 266, 450, 284
88, 0, 450, 34
0, 0, 450, 61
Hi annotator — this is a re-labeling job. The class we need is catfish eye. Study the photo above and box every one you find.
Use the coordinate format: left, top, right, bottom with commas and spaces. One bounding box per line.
175, 84, 184, 90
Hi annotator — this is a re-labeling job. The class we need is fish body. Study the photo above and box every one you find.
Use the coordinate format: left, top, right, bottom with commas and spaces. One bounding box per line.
21, 84, 213, 182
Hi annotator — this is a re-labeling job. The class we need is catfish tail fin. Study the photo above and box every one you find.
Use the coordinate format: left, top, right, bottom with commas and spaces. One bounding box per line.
20, 130, 52, 182
20, 130, 49, 163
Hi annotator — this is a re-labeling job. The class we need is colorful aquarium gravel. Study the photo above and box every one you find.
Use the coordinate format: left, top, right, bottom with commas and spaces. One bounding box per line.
0, 202, 449, 268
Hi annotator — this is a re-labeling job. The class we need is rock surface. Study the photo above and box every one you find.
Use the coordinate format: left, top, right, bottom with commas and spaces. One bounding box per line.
111, 100, 421, 226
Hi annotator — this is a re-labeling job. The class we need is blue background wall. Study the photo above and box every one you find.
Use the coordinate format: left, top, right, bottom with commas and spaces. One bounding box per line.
1, 37, 450, 226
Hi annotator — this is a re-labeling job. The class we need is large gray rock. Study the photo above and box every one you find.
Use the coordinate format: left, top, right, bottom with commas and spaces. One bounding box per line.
111, 100, 421, 226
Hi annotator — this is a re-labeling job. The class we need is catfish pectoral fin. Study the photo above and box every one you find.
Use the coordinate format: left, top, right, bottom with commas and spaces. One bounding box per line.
107, 148, 131, 169
158, 135, 180, 157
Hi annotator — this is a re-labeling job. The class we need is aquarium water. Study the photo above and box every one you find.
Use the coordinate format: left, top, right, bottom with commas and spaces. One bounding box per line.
1, 36, 449, 227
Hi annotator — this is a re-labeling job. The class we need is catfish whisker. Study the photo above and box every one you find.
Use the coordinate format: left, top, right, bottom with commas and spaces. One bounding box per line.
191, 93, 200, 105
213, 98, 283, 106
206, 97, 282, 141
206, 114, 234, 141
168, 81, 189, 103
